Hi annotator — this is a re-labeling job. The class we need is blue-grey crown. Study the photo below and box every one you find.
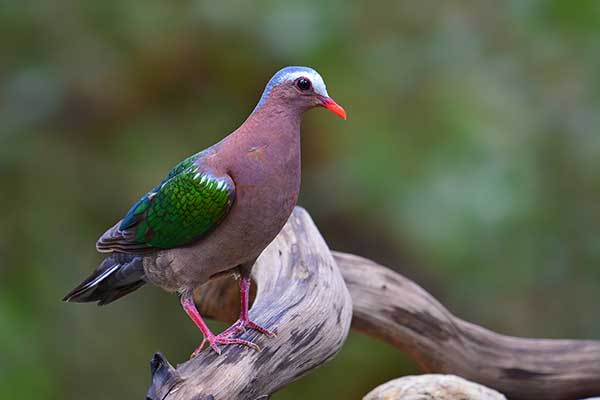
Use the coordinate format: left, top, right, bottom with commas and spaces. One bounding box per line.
253, 66, 328, 113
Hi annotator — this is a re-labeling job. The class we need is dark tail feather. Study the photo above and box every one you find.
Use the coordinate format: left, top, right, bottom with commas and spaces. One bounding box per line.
63, 253, 146, 306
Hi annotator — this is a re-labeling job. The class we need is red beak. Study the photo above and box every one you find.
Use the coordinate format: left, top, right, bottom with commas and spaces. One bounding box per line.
319, 96, 347, 120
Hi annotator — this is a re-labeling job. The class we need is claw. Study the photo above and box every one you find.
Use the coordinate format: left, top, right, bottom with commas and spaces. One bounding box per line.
245, 320, 276, 337
182, 274, 275, 358
220, 318, 276, 339
190, 337, 209, 358
190, 333, 260, 357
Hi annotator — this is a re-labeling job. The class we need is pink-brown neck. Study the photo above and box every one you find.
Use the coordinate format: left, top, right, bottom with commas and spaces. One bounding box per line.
242, 86, 308, 138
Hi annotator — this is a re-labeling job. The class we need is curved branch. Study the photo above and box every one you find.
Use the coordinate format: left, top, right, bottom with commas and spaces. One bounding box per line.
147, 207, 600, 400
147, 207, 353, 400
337, 252, 600, 400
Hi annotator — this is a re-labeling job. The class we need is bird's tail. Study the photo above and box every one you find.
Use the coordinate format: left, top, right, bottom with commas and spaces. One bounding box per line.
63, 253, 146, 306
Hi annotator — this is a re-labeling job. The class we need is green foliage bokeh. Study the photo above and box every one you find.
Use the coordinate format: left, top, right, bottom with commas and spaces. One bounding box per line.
1, 0, 600, 398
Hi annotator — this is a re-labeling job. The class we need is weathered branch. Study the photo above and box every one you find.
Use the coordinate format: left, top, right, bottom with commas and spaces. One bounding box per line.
147, 207, 600, 400
147, 207, 353, 400
339, 252, 600, 400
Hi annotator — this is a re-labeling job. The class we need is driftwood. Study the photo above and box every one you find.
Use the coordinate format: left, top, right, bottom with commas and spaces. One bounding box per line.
340, 252, 600, 400
363, 374, 506, 400
147, 207, 353, 400
148, 207, 600, 400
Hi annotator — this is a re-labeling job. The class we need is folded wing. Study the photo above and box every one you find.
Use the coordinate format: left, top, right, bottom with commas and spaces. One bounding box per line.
97, 156, 235, 253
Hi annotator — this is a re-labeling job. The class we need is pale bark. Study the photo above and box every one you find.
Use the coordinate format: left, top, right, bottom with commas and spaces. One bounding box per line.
147, 207, 600, 400
147, 207, 353, 400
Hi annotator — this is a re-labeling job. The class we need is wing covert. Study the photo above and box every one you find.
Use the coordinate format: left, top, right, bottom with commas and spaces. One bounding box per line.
97, 161, 235, 253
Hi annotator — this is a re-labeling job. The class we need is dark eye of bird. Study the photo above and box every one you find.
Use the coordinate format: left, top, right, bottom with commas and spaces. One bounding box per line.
296, 78, 312, 91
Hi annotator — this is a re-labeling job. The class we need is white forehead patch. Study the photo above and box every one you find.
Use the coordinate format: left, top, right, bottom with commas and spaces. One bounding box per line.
272, 68, 329, 97
253, 66, 330, 113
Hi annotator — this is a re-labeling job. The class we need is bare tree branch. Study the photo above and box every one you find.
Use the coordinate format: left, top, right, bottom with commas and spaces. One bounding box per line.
147, 207, 353, 400
339, 252, 600, 400
147, 207, 600, 400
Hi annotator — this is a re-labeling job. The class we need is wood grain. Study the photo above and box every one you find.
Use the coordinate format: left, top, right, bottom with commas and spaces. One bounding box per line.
147, 207, 353, 400
147, 207, 600, 400
338, 252, 600, 400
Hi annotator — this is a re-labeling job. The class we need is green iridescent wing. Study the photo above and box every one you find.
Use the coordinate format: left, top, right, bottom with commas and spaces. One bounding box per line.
97, 154, 235, 252
118, 153, 198, 231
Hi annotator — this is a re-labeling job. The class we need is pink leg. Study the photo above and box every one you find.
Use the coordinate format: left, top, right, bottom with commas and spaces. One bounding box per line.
220, 275, 276, 338
180, 293, 259, 357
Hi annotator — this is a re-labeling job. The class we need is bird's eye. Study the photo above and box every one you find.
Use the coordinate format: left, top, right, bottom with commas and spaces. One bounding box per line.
296, 78, 312, 91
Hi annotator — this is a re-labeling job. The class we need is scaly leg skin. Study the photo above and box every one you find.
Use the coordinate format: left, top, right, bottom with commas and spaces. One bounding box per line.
220, 274, 276, 338
180, 293, 259, 357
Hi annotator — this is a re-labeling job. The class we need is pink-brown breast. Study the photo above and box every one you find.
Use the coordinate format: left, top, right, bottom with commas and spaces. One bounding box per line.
142, 128, 302, 292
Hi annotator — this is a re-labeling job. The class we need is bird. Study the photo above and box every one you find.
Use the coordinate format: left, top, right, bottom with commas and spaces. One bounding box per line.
63, 66, 346, 356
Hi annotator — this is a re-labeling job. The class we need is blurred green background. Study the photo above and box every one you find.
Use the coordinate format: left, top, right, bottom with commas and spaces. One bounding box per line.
2, 0, 600, 398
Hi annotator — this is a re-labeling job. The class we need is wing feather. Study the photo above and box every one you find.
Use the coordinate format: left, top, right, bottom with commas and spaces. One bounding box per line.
97, 157, 234, 253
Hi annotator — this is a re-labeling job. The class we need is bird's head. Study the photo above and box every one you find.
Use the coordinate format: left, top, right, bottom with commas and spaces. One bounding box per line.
254, 66, 346, 119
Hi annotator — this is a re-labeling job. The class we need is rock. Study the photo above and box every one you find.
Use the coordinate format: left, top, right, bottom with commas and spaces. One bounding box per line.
363, 374, 506, 400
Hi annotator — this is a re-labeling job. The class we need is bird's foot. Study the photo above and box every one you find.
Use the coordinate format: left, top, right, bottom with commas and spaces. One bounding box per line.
191, 333, 260, 358
190, 319, 275, 357
221, 318, 276, 338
